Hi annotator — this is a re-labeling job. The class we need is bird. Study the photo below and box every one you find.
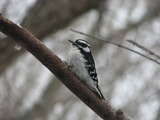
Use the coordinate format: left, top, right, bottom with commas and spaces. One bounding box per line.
68, 39, 104, 99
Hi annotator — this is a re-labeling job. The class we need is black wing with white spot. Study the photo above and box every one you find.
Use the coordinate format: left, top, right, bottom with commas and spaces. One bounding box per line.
84, 52, 104, 99
84, 52, 98, 83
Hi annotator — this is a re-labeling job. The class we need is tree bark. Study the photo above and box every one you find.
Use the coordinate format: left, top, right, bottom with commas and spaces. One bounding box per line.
0, 15, 132, 120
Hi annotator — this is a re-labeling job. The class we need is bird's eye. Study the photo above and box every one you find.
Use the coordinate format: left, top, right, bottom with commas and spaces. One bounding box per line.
75, 40, 90, 48
79, 43, 88, 47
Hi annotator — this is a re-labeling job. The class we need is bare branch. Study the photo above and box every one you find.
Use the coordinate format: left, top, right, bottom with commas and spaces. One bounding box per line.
126, 39, 160, 60
70, 29, 160, 66
0, 15, 132, 120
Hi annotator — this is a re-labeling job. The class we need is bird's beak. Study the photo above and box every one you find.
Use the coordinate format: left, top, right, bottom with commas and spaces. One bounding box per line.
68, 39, 78, 47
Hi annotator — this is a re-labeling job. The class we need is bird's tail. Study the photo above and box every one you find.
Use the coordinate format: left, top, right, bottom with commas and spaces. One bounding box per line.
96, 85, 105, 99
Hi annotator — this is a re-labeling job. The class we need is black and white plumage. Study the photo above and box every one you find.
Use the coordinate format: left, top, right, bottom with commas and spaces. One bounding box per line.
68, 39, 104, 99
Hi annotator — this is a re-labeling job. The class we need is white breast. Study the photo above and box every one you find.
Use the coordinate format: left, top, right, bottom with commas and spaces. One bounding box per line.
69, 49, 85, 78
68, 46, 100, 97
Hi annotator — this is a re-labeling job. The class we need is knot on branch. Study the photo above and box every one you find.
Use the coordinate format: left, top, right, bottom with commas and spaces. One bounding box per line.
116, 109, 133, 120
116, 109, 124, 120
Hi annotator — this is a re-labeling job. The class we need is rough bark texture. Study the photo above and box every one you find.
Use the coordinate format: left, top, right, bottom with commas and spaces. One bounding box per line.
0, 15, 132, 120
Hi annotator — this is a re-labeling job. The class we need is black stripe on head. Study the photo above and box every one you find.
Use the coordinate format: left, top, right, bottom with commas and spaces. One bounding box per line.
75, 39, 90, 48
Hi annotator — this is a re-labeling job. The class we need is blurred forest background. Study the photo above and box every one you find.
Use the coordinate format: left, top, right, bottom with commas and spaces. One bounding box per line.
0, 0, 160, 120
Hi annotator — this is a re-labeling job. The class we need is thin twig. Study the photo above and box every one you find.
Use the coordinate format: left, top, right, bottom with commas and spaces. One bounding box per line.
126, 39, 160, 59
70, 29, 160, 65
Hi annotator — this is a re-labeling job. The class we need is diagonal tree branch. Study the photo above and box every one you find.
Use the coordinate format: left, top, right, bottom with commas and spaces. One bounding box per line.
0, 0, 106, 73
0, 15, 132, 120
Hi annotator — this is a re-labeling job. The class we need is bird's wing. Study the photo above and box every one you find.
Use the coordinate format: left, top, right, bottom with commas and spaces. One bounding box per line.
85, 52, 98, 82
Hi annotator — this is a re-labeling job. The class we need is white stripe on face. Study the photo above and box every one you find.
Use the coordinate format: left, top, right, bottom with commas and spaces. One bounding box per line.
78, 40, 90, 46
75, 39, 91, 53
76, 39, 90, 47
83, 47, 90, 53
